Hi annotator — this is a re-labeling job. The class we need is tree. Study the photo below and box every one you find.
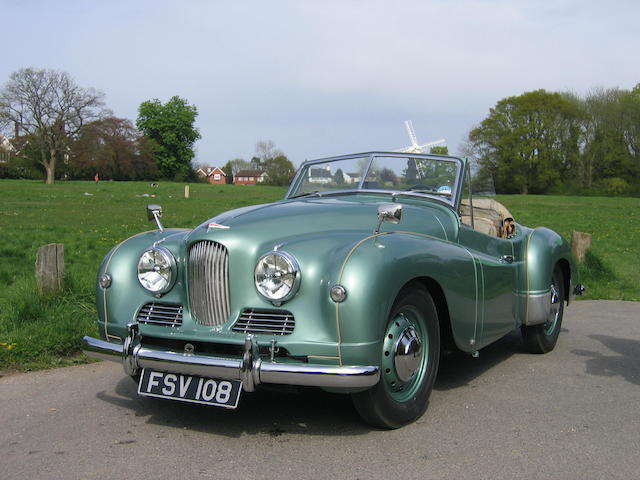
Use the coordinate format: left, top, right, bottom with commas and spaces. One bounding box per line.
0, 68, 106, 184
404, 158, 418, 183
468, 89, 580, 194
136, 96, 200, 180
571, 88, 640, 191
334, 168, 345, 184
379, 167, 397, 185
255, 140, 282, 164
250, 140, 294, 185
429, 145, 449, 155
263, 154, 296, 186
69, 117, 157, 180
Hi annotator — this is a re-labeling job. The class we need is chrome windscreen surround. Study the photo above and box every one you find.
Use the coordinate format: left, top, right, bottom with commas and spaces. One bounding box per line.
188, 240, 230, 326
137, 303, 183, 327
232, 308, 295, 335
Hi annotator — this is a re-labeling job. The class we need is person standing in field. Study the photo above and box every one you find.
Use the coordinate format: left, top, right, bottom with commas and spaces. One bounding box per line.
94, 173, 99, 184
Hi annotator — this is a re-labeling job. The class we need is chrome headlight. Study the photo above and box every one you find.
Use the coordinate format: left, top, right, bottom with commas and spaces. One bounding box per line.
137, 246, 176, 295
254, 251, 300, 304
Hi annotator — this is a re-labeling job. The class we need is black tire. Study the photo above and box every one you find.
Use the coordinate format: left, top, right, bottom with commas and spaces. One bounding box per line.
351, 285, 440, 429
521, 266, 565, 354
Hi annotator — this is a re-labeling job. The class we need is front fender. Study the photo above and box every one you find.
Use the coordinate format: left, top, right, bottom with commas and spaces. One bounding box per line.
335, 232, 479, 365
96, 228, 191, 341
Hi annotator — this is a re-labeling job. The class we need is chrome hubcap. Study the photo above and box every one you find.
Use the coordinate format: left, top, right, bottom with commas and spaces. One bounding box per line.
382, 311, 428, 401
394, 326, 422, 382
545, 282, 560, 335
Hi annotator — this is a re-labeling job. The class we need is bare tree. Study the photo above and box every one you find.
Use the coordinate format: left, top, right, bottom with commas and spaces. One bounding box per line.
0, 68, 107, 183
255, 140, 283, 164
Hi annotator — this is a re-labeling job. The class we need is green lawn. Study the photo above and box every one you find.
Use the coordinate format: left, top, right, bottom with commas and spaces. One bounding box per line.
0, 180, 637, 371
497, 195, 639, 301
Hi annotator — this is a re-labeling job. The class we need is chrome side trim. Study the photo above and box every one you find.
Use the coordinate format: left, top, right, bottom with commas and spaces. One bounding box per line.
82, 334, 380, 390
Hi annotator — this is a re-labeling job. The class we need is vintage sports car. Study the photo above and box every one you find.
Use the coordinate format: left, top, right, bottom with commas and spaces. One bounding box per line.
83, 152, 585, 428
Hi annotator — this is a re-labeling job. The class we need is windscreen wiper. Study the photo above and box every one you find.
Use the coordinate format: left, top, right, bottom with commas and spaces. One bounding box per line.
289, 191, 321, 199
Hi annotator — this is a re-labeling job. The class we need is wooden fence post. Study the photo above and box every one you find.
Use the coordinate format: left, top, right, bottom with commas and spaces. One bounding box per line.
571, 231, 592, 263
35, 243, 64, 294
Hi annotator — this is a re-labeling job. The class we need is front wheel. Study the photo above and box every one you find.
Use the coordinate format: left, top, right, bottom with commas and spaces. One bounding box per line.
351, 285, 440, 429
521, 266, 565, 354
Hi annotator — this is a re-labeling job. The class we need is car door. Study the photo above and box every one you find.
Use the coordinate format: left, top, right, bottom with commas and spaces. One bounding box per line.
458, 225, 517, 348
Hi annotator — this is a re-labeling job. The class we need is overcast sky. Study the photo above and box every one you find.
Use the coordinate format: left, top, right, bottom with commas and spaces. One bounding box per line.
2, 0, 639, 166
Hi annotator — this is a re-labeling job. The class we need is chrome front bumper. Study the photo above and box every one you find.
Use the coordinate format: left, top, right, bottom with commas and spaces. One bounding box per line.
82, 324, 380, 392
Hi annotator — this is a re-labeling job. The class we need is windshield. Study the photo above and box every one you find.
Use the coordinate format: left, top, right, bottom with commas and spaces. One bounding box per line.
287, 153, 463, 204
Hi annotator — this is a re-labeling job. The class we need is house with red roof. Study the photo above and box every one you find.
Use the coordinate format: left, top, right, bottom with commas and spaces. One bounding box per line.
234, 169, 267, 185
196, 166, 227, 184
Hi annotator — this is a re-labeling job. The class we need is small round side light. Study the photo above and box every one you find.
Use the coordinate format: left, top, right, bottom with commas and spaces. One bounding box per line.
330, 284, 347, 303
99, 273, 112, 289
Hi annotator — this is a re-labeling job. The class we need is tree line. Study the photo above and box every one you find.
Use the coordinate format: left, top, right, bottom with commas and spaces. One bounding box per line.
466, 85, 640, 195
3, 67, 638, 194
0, 67, 294, 186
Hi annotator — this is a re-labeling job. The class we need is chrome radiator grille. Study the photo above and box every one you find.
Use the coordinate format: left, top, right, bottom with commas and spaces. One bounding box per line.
137, 303, 183, 327
188, 241, 230, 326
233, 308, 295, 335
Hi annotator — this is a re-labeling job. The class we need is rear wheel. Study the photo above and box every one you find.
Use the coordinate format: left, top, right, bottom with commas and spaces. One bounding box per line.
521, 266, 565, 354
352, 285, 440, 429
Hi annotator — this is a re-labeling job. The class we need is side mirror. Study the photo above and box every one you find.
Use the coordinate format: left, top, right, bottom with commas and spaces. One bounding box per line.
147, 204, 162, 220
147, 204, 164, 231
375, 203, 402, 234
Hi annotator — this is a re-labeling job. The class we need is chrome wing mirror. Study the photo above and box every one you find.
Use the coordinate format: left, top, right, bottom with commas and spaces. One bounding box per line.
375, 203, 402, 234
147, 204, 164, 232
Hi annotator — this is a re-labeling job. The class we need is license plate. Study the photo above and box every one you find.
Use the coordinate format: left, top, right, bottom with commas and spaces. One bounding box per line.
138, 369, 242, 409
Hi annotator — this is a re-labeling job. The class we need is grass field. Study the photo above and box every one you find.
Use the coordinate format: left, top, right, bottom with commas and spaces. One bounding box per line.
0, 180, 637, 371
496, 195, 639, 301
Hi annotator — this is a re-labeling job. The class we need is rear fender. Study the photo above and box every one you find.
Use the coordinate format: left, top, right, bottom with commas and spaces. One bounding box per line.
518, 227, 577, 326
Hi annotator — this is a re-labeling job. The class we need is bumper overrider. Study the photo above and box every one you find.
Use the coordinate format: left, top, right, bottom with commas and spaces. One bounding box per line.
82, 324, 380, 392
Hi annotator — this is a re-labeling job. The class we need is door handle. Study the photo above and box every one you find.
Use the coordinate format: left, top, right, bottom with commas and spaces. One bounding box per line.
500, 255, 514, 264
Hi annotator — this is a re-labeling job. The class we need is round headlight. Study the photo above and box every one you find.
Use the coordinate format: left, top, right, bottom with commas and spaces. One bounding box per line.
137, 246, 176, 295
254, 251, 300, 303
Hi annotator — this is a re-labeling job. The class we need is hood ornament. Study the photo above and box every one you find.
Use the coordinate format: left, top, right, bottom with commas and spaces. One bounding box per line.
207, 222, 230, 232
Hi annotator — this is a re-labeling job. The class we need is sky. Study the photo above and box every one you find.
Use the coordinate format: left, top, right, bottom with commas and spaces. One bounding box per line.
2, 0, 639, 167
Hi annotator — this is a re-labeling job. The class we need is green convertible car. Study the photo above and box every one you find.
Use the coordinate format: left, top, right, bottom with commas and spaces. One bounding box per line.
83, 152, 585, 428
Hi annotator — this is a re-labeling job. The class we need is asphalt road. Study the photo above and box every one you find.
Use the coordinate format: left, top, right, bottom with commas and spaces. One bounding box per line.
2, 300, 639, 480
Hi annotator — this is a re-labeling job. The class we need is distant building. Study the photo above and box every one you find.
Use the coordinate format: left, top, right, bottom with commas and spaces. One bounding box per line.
234, 169, 267, 185
196, 166, 227, 184
308, 166, 332, 184
0, 136, 15, 163
344, 172, 361, 184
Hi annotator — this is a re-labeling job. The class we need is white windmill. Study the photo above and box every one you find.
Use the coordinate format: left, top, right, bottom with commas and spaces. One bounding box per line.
397, 120, 446, 154
396, 120, 447, 178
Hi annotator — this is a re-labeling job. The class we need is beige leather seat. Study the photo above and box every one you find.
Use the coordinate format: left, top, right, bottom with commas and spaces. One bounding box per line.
460, 198, 514, 238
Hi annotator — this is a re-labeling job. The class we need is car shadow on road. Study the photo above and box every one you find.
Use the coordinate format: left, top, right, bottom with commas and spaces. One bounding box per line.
96, 376, 370, 437
94, 329, 537, 436
435, 330, 526, 391
572, 334, 640, 386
